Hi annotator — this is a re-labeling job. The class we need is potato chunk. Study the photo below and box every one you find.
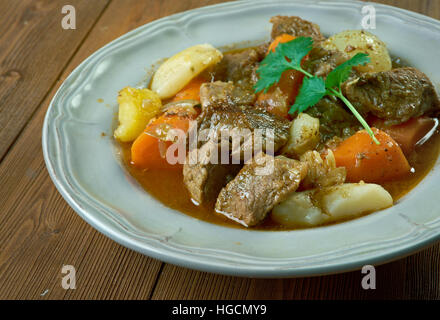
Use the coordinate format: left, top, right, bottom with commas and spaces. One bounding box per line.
114, 87, 161, 142
272, 182, 393, 227
151, 44, 223, 99
281, 113, 320, 158
322, 30, 392, 73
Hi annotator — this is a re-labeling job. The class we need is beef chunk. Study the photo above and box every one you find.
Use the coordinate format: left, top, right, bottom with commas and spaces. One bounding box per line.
196, 105, 290, 155
213, 48, 261, 90
304, 46, 349, 78
342, 67, 440, 125
199, 81, 255, 110
184, 106, 289, 203
215, 153, 308, 226
270, 15, 325, 42
183, 141, 241, 204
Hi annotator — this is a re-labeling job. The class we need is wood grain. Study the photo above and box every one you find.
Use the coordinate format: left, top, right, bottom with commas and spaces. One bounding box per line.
0, 0, 439, 300
0, 0, 110, 162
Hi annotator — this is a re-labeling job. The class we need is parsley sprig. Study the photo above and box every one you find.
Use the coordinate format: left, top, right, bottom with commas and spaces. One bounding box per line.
254, 37, 379, 144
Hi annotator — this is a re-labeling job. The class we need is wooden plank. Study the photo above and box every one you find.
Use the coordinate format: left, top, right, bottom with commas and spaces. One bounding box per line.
0, 0, 232, 299
0, 0, 110, 161
150, 0, 440, 300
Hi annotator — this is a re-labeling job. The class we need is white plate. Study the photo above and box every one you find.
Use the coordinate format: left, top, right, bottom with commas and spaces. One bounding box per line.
43, 0, 440, 277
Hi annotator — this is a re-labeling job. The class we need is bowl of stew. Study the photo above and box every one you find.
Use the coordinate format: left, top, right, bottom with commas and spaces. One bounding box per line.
43, 0, 440, 277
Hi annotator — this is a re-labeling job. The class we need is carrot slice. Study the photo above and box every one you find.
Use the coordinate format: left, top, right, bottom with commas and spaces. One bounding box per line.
267, 34, 296, 54
131, 114, 193, 170
256, 70, 304, 118
370, 116, 436, 155
172, 76, 206, 102
333, 128, 411, 183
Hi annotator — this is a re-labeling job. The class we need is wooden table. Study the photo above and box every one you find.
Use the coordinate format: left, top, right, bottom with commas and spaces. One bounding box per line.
1, 0, 439, 300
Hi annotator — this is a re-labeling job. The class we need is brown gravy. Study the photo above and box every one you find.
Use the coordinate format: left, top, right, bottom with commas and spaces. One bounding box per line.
119, 129, 440, 231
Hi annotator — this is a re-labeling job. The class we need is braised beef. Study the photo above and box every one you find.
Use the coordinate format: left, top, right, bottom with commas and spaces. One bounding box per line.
215, 153, 308, 226
342, 67, 440, 125
270, 15, 325, 42
212, 48, 262, 90
304, 46, 349, 78
183, 105, 290, 204
183, 141, 241, 204
196, 104, 290, 154
199, 81, 255, 110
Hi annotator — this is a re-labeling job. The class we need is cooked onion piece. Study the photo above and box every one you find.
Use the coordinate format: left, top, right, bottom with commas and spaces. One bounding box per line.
114, 87, 162, 142
272, 182, 393, 227
281, 113, 320, 158
322, 30, 392, 73
151, 44, 223, 99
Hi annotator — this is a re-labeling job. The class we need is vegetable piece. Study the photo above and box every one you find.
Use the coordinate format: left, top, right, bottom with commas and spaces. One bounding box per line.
267, 34, 296, 54
322, 30, 392, 73
114, 87, 162, 142
281, 113, 320, 157
151, 44, 223, 99
370, 116, 437, 155
333, 128, 411, 183
272, 182, 393, 227
131, 106, 196, 169
300, 149, 346, 188
256, 69, 305, 117
172, 76, 206, 102
254, 36, 379, 144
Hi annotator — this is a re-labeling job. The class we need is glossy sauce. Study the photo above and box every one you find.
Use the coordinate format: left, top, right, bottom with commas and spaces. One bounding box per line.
119, 128, 440, 231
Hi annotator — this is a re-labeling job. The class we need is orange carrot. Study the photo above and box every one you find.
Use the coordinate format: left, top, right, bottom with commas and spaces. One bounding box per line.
172, 76, 206, 102
333, 128, 411, 183
131, 114, 193, 170
256, 69, 305, 118
267, 34, 296, 54
370, 116, 436, 155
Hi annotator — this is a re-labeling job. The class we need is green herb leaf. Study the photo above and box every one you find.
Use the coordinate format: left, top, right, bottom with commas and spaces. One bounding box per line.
289, 77, 326, 114
253, 36, 378, 144
254, 36, 314, 93
325, 53, 371, 89
253, 48, 291, 93
279, 36, 314, 68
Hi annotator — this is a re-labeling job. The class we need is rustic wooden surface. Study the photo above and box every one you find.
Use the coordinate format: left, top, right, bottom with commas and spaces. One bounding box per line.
0, 0, 439, 300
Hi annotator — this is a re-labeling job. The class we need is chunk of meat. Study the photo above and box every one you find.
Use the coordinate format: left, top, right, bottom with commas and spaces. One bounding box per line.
342, 67, 440, 125
196, 105, 290, 156
184, 106, 290, 203
199, 81, 255, 110
212, 48, 262, 90
304, 46, 349, 78
215, 153, 308, 227
270, 15, 325, 42
183, 141, 241, 204
300, 150, 346, 189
